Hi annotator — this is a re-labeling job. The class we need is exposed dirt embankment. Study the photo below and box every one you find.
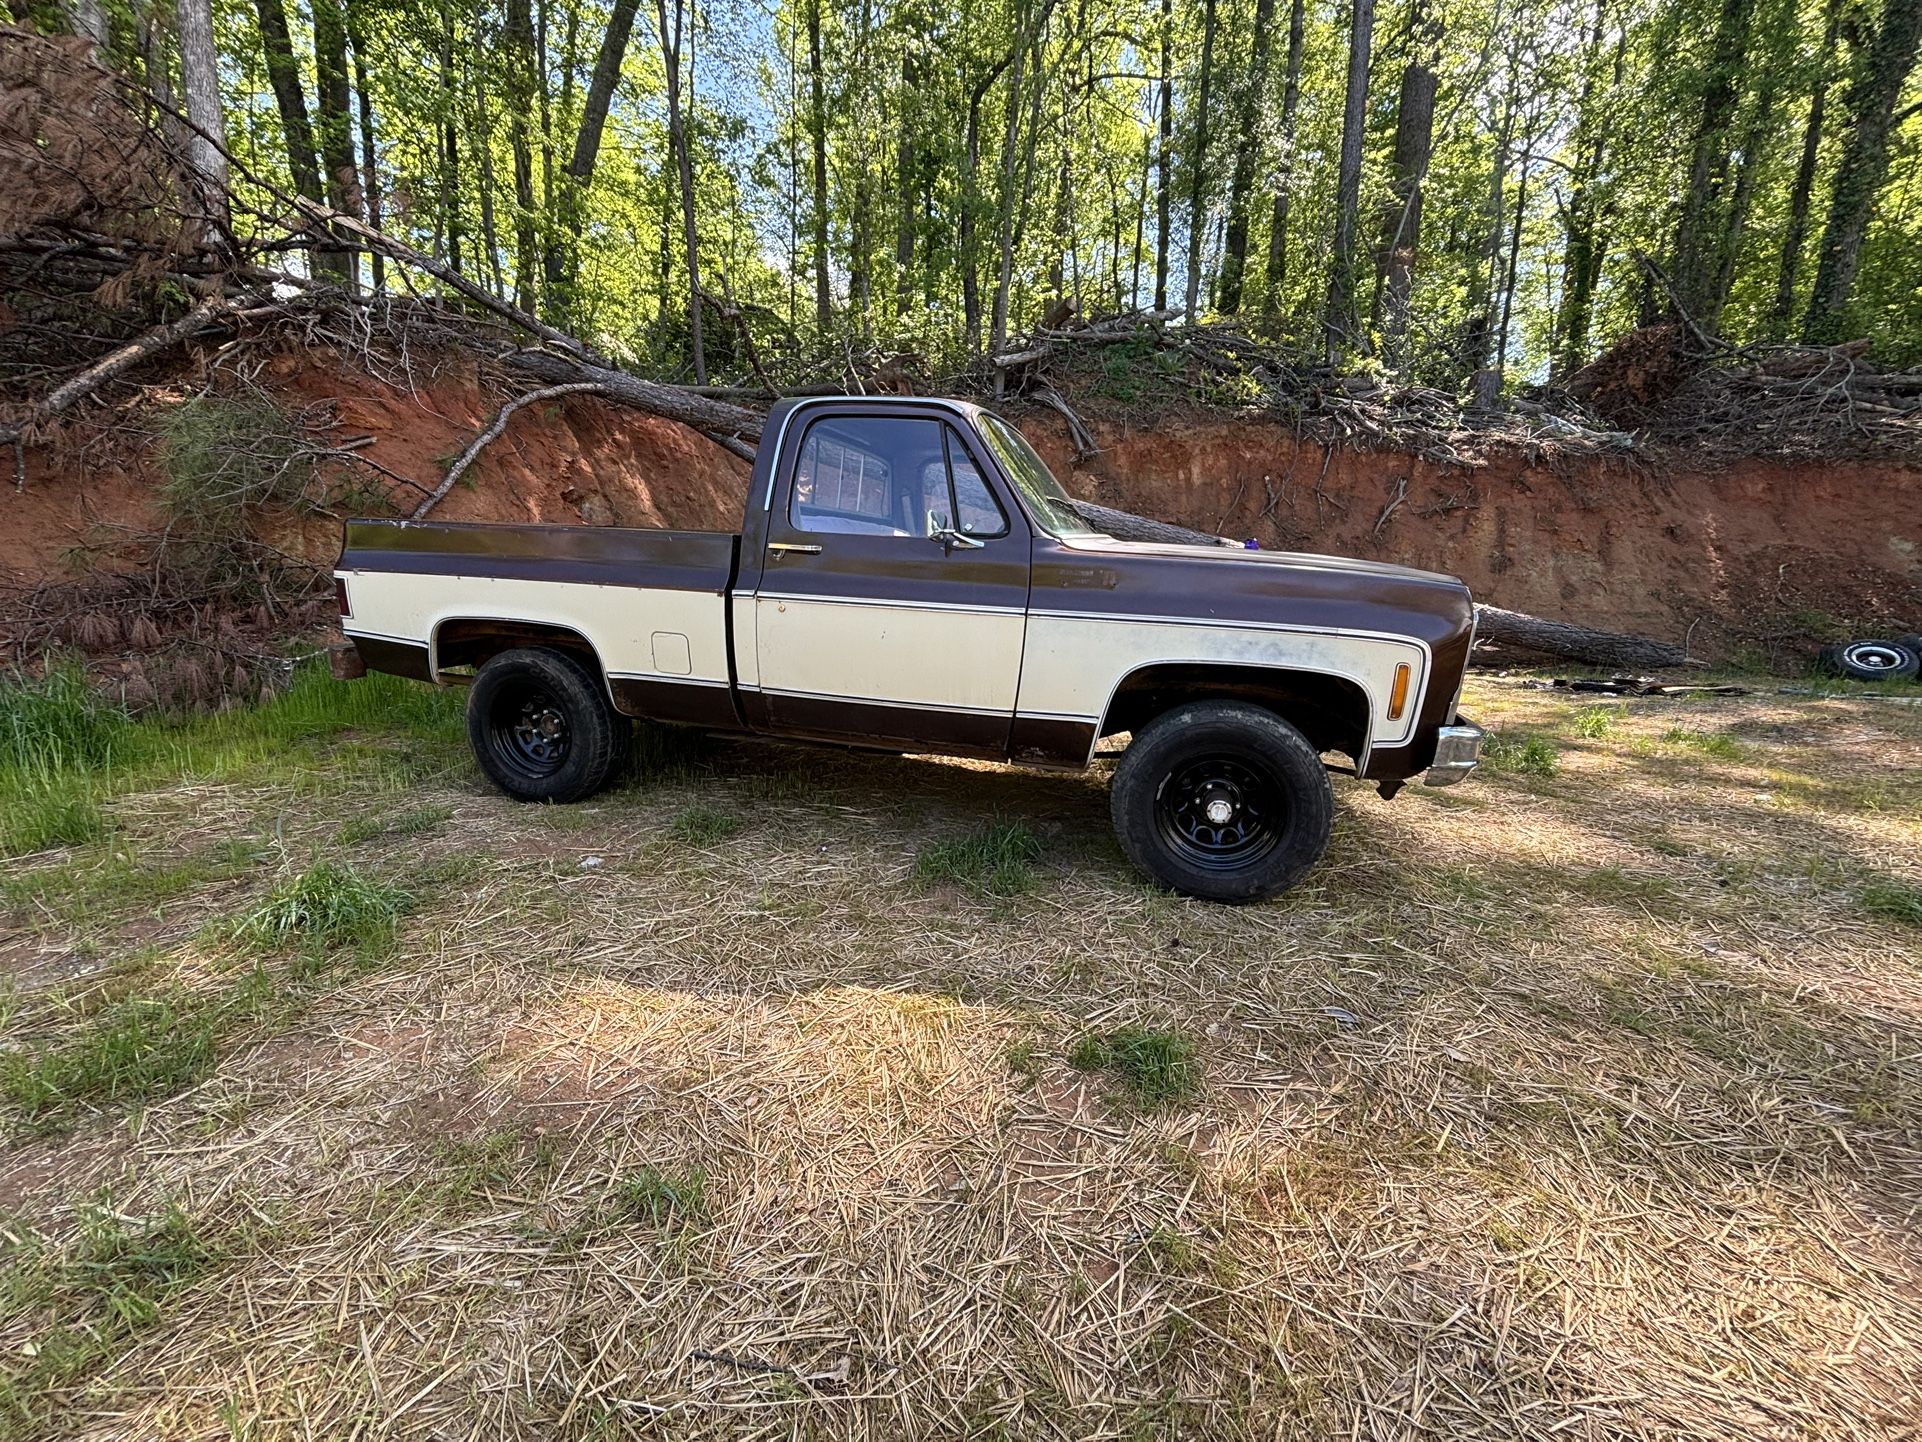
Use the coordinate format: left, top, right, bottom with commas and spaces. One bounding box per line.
1020, 415, 1922, 654
0, 358, 750, 592
4, 363, 1916, 663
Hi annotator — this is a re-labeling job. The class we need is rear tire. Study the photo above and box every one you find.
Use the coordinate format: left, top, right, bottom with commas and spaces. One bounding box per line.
1110, 701, 1334, 903
467, 647, 628, 802
1815, 640, 1921, 683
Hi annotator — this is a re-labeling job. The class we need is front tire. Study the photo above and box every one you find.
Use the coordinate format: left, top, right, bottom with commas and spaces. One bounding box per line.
1110, 701, 1334, 903
467, 647, 628, 802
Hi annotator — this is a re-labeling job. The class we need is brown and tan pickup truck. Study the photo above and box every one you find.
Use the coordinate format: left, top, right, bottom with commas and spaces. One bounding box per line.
335, 397, 1483, 901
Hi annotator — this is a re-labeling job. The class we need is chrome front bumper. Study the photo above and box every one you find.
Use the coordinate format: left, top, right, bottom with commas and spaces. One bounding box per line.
1424, 718, 1485, 786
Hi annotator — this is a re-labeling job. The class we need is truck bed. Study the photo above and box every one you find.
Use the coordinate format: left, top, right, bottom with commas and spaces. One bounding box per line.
337, 520, 742, 727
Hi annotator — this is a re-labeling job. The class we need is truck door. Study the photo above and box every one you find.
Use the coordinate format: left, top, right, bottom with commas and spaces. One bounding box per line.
749, 407, 1031, 757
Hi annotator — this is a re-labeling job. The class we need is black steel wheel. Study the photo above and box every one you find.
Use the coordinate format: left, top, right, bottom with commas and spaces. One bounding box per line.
1154, 755, 1285, 872
1111, 701, 1333, 903
466, 647, 628, 802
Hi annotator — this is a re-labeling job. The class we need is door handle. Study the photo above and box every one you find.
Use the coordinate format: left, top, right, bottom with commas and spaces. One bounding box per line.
767, 542, 822, 556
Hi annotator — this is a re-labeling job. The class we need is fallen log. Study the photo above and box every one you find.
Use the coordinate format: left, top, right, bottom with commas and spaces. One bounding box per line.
414, 382, 609, 520
1068, 500, 1237, 547
502, 348, 764, 448
1471, 604, 1698, 670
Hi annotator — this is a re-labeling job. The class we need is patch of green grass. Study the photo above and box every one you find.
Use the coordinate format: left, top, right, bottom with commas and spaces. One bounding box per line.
669, 803, 743, 846
0, 1204, 222, 1434
1662, 726, 1747, 760
0, 844, 255, 927
1, 994, 222, 1126
620, 723, 716, 785
1068, 1025, 1202, 1107
235, 862, 412, 956
0, 777, 105, 857
1859, 878, 1922, 928
1482, 730, 1558, 777
0, 663, 128, 770
337, 804, 452, 846
1570, 706, 1623, 739
1005, 1038, 1043, 1088
914, 820, 1044, 897
610, 1165, 708, 1227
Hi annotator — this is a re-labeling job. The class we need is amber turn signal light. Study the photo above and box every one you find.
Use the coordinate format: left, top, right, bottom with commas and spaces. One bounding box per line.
1387, 662, 1411, 721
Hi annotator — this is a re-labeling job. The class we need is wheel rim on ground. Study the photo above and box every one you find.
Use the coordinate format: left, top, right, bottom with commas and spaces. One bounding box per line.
1842, 642, 1910, 673
1153, 755, 1285, 872
487, 684, 571, 779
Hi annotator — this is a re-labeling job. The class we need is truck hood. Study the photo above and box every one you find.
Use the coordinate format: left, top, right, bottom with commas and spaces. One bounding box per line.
1056, 534, 1472, 594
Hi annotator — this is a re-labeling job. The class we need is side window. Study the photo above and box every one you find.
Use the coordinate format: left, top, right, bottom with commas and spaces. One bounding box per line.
944, 428, 1010, 538
790, 417, 943, 536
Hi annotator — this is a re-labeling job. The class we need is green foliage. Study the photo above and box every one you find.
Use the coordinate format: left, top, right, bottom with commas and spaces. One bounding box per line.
1859, 879, 1922, 929
1570, 706, 1623, 739
1483, 731, 1559, 777
1661, 727, 1747, 760
611, 1165, 708, 1227
154, 0, 1922, 387
669, 803, 743, 846
0, 1204, 221, 1433
2, 995, 221, 1124
1068, 1025, 1202, 1107
913, 821, 1044, 897
158, 396, 314, 528
0, 664, 128, 771
235, 863, 412, 955
0, 667, 126, 857
338, 805, 452, 846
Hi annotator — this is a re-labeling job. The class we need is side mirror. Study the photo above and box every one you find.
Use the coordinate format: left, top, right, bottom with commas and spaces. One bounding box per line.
926, 509, 984, 550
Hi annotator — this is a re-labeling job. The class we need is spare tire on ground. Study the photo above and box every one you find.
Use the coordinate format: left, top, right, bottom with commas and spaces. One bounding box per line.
1815, 640, 1921, 682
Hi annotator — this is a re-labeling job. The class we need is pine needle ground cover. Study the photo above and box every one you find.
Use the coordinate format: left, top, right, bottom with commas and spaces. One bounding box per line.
1, 676, 1919, 1439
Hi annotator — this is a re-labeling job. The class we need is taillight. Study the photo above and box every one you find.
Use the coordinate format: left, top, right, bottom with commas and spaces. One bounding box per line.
335, 577, 351, 618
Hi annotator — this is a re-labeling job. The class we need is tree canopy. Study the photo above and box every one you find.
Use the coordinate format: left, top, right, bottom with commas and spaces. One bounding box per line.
16, 0, 1922, 383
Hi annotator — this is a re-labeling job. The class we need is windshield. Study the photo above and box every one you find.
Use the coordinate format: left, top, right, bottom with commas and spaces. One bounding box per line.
977, 413, 1102, 539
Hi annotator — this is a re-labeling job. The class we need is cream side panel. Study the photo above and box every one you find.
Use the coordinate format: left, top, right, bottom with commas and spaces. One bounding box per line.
1015, 615, 1424, 744
755, 599, 1024, 711
340, 571, 730, 684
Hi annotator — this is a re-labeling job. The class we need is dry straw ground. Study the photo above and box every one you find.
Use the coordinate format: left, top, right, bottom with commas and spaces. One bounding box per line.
2, 675, 1920, 1440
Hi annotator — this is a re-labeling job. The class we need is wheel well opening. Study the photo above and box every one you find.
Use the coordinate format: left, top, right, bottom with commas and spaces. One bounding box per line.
1101, 664, 1371, 763
434, 620, 602, 679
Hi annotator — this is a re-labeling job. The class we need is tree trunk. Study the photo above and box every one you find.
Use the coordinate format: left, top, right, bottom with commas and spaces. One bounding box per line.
347, 1, 384, 291
1472, 606, 1697, 669
68, 0, 108, 48
474, 61, 506, 296
895, 53, 916, 319
505, 0, 540, 313
1804, 0, 1922, 341
1768, 0, 1842, 338
1214, 0, 1275, 315
658, 0, 706, 382
1182, 0, 1219, 319
989, 21, 1038, 357
1669, 0, 1757, 323
1322, 0, 1375, 351
545, 0, 641, 324
438, 4, 464, 274
312, 0, 361, 289
807, 0, 832, 330
1153, 0, 1173, 311
173, 0, 229, 217
253, 0, 324, 210
1553, 0, 1620, 379
1372, 0, 1439, 358
1263, 0, 1306, 315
